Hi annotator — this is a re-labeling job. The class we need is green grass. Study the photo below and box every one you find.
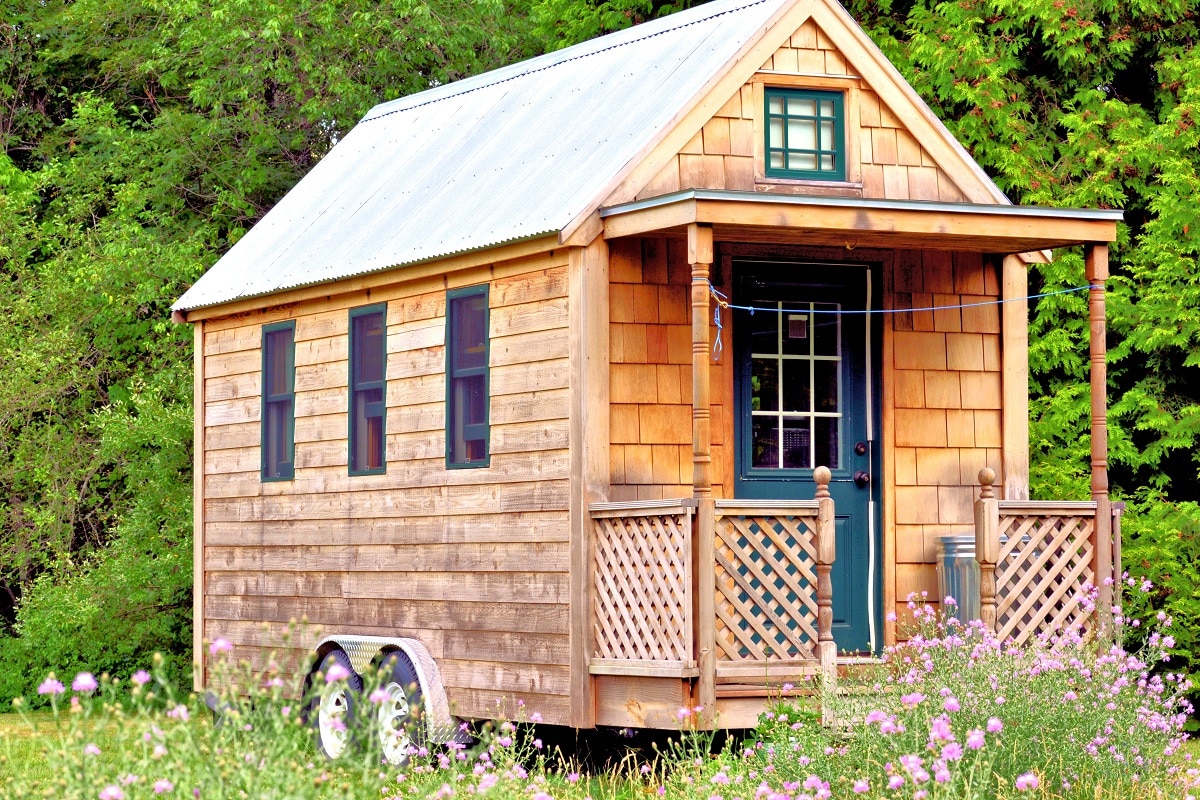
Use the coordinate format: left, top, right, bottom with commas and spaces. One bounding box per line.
1184, 734, 1200, 759
0, 710, 130, 788
0, 711, 48, 785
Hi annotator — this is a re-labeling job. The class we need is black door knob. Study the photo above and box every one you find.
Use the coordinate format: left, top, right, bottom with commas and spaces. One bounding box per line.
853, 470, 870, 487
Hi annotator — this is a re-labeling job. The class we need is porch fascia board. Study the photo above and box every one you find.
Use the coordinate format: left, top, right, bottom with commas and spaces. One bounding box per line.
600, 190, 1121, 254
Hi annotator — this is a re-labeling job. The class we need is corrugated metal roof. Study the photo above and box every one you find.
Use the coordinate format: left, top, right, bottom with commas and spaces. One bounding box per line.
173, 0, 791, 313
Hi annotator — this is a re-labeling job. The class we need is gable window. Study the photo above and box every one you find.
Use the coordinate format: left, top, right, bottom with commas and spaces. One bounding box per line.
765, 88, 845, 181
349, 303, 387, 475
261, 320, 296, 481
446, 286, 489, 468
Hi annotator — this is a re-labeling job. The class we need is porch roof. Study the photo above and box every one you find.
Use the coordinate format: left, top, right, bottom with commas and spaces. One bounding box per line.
599, 190, 1122, 255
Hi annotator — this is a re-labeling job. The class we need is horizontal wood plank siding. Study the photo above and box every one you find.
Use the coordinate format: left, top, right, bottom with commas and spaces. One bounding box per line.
199, 254, 573, 724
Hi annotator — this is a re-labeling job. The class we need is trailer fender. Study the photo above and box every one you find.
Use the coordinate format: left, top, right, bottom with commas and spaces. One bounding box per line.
313, 634, 467, 746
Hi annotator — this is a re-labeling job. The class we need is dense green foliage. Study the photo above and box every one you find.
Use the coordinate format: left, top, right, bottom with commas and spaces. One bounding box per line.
1, 0, 1199, 713
0, 0, 538, 702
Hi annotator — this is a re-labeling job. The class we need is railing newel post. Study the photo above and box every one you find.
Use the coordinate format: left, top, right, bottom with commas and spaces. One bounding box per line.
974, 468, 999, 635
813, 466, 836, 690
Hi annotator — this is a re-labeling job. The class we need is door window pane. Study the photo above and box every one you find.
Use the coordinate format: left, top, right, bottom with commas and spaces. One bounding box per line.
782, 418, 811, 469
751, 358, 778, 412
752, 417, 779, 469
813, 360, 839, 413
813, 304, 839, 355
747, 299, 842, 472
814, 416, 839, 470
781, 360, 811, 413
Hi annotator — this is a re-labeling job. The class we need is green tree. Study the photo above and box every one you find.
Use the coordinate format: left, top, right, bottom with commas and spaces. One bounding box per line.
0, 0, 537, 702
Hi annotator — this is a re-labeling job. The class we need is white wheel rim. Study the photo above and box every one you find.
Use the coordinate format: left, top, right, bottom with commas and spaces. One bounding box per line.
318, 684, 351, 759
378, 681, 413, 765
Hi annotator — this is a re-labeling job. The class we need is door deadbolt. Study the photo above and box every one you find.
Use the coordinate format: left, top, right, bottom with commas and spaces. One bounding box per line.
854, 441, 868, 456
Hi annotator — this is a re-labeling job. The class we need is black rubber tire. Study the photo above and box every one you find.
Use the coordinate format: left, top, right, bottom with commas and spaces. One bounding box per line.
373, 650, 425, 765
309, 649, 363, 760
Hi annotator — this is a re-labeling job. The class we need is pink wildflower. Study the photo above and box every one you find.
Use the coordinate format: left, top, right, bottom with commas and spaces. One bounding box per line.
99, 787, 125, 800
37, 676, 65, 695
208, 638, 233, 656
943, 696, 960, 713
1015, 772, 1040, 791
853, 779, 869, 794
72, 673, 98, 693
986, 717, 1003, 733
131, 670, 151, 686
966, 729, 986, 750
84, 743, 101, 757
324, 663, 350, 683
153, 780, 174, 795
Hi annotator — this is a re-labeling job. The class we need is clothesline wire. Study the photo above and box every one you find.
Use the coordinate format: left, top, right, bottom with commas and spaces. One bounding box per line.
706, 283, 1100, 361
707, 283, 1099, 316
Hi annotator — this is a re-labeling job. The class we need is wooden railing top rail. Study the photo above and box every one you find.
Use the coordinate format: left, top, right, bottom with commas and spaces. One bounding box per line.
715, 499, 820, 512
590, 498, 698, 517
998, 500, 1098, 514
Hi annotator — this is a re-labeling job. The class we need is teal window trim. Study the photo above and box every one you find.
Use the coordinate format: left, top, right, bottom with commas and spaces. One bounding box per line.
446, 285, 490, 469
764, 88, 845, 181
348, 303, 387, 476
261, 320, 296, 481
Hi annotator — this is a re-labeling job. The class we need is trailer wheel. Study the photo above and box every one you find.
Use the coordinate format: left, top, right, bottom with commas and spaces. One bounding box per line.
311, 650, 362, 760
375, 650, 424, 765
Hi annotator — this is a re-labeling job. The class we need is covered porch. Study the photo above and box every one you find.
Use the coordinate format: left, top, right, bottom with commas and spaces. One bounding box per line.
582, 190, 1122, 728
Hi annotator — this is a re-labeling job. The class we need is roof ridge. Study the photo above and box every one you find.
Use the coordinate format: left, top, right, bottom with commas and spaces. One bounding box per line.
362, 0, 774, 123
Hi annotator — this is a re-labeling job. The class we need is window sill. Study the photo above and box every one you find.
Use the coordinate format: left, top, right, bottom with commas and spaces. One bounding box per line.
754, 179, 864, 198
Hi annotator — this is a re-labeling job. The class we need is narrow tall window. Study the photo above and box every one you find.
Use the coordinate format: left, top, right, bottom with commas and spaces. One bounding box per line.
261, 321, 295, 481
349, 304, 387, 475
446, 286, 489, 467
765, 88, 845, 181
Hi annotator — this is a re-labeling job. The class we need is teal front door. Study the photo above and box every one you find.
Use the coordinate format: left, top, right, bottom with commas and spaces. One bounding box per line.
733, 261, 881, 654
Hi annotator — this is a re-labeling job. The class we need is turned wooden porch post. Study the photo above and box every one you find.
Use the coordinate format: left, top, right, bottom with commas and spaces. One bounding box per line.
689, 223, 717, 716
974, 468, 999, 633
1086, 243, 1114, 628
813, 467, 837, 684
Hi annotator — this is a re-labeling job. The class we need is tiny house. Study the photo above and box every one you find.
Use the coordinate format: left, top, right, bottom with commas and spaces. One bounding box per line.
172, 0, 1121, 753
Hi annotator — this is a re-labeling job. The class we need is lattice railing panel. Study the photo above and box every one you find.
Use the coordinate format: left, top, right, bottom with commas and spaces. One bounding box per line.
590, 501, 694, 664
713, 505, 820, 664
995, 508, 1095, 645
